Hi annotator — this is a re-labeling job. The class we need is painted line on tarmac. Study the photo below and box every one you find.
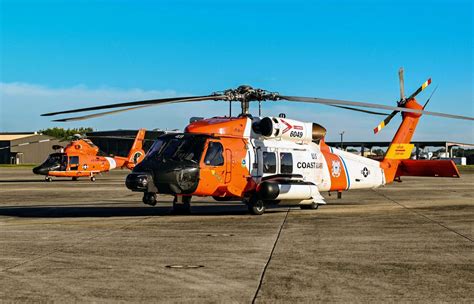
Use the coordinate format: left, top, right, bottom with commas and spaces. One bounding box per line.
372, 190, 473, 243
252, 207, 291, 304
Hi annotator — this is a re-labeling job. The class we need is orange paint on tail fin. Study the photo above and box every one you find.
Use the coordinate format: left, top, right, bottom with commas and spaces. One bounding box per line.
114, 129, 146, 169
380, 99, 422, 183
125, 128, 146, 169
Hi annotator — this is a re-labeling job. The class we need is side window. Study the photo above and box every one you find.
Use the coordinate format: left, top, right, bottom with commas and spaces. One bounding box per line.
280, 153, 293, 174
263, 152, 276, 174
69, 156, 79, 170
69, 156, 79, 165
204, 142, 224, 166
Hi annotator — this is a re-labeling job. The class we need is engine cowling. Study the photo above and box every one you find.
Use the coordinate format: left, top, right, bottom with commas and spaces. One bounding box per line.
253, 117, 326, 143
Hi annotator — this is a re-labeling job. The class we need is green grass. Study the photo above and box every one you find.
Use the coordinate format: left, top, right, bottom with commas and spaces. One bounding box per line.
0, 164, 38, 168
457, 165, 474, 172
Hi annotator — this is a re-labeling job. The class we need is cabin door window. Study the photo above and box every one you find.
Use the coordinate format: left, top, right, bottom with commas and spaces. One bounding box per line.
262, 152, 276, 174
280, 152, 293, 174
69, 156, 79, 170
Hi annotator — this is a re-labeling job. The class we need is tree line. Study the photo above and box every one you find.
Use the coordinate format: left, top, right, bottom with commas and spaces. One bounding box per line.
39, 127, 94, 140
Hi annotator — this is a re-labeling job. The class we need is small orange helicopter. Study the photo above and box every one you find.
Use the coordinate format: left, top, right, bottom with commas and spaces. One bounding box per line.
42, 69, 473, 214
33, 129, 146, 182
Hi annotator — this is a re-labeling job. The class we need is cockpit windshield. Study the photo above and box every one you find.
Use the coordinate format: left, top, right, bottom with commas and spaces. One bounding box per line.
145, 134, 207, 163
43, 153, 67, 166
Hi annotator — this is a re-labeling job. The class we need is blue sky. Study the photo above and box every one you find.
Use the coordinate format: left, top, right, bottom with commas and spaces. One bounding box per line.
1, 0, 473, 142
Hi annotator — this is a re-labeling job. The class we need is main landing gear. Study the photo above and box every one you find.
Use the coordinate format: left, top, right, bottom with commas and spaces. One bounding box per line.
173, 196, 191, 214
142, 194, 192, 214
246, 196, 266, 215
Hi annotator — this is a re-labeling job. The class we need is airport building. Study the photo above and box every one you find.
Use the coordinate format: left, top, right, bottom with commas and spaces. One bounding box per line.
326, 140, 474, 164
0, 132, 61, 164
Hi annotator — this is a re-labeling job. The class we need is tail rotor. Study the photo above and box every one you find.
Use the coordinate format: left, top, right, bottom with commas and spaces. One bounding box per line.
374, 68, 432, 134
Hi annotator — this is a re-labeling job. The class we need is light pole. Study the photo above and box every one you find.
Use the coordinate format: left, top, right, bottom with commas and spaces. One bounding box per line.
339, 131, 345, 150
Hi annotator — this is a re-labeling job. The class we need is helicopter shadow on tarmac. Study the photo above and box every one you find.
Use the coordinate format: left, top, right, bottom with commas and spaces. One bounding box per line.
0, 203, 290, 218
0, 179, 80, 183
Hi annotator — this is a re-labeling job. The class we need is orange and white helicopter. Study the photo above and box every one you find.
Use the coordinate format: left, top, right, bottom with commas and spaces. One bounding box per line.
42, 69, 473, 214
33, 129, 146, 182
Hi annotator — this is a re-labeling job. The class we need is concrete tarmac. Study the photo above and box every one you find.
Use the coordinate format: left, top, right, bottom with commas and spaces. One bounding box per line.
0, 168, 472, 303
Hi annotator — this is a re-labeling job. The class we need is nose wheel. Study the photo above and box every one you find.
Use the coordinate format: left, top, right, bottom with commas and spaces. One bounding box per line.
45, 176, 52, 182
143, 192, 157, 206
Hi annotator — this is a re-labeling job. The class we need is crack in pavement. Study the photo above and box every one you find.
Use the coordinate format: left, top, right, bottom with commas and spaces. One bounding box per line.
372, 189, 473, 243
252, 207, 291, 303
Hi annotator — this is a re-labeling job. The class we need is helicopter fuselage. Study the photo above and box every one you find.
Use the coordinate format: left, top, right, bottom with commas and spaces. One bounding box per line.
33, 130, 146, 181
126, 116, 385, 207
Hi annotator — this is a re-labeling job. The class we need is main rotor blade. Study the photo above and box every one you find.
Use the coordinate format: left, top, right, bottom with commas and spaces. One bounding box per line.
423, 85, 438, 109
42, 95, 223, 117
279, 95, 474, 121
52, 104, 158, 122
329, 105, 388, 116
399, 67, 405, 100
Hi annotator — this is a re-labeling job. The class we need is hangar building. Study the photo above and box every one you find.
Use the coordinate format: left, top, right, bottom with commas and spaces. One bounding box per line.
86, 129, 167, 156
0, 132, 61, 164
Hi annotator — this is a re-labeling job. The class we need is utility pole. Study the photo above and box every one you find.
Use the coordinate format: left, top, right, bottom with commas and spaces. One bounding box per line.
339, 131, 345, 150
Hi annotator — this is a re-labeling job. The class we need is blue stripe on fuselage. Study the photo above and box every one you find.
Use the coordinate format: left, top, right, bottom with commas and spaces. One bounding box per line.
339, 156, 350, 190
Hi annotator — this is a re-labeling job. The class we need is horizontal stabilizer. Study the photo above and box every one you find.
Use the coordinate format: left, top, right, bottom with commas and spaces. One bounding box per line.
395, 160, 460, 178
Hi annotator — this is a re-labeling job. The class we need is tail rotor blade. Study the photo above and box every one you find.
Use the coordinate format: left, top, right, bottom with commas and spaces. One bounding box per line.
373, 110, 399, 134
408, 78, 432, 100
375, 75, 433, 134
399, 67, 405, 100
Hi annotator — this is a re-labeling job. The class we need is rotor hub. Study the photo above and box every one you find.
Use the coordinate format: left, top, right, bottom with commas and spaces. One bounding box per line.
214, 85, 280, 114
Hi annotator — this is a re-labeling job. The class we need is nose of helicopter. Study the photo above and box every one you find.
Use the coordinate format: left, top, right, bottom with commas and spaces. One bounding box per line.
32, 165, 49, 175
126, 164, 200, 195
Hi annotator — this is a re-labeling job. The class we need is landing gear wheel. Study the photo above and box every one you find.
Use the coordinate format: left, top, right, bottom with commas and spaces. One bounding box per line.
300, 202, 319, 210
247, 196, 265, 215
72, 177, 78, 181
90, 176, 96, 182
45, 176, 52, 182
143, 192, 157, 206
173, 196, 191, 214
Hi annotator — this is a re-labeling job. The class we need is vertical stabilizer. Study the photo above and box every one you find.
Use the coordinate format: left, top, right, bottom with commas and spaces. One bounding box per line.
380, 99, 422, 183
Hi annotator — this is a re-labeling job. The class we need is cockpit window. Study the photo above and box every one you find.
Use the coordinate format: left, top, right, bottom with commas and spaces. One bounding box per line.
43, 153, 66, 166
148, 138, 166, 155
144, 134, 207, 163
40, 153, 67, 171
204, 142, 224, 166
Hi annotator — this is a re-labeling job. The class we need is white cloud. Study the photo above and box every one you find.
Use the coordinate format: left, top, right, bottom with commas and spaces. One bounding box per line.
1, 82, 472, 143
